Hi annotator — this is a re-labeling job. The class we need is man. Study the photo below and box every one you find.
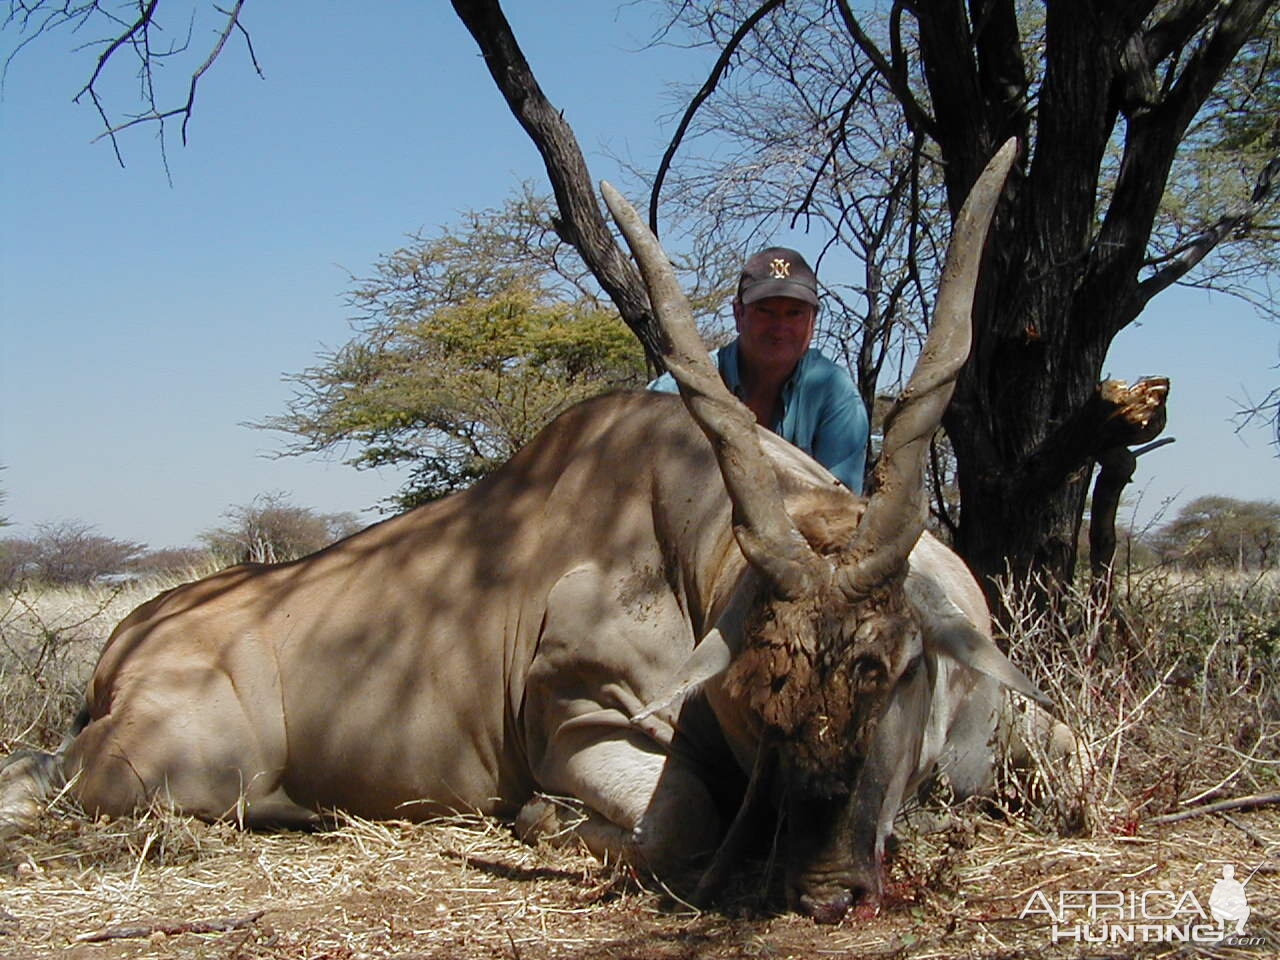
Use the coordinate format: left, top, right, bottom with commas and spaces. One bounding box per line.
650, 246, 869, 493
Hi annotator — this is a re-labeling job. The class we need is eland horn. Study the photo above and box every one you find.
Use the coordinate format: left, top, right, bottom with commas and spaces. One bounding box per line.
839, 139, 1018, 598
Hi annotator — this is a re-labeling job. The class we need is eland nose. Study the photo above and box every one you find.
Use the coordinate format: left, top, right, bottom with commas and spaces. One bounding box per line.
797, 887, 855, 925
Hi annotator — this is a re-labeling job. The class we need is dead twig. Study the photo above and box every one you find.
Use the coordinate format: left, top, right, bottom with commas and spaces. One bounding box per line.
75, 909, 266, 943
1147, 791, 1280, 825
1218, 812, 1272, 848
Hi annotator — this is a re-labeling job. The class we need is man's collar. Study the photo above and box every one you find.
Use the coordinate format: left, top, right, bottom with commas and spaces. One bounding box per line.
718, 339, 743, 392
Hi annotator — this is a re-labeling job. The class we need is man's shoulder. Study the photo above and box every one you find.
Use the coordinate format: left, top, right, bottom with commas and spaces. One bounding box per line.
797, 349, 857, 394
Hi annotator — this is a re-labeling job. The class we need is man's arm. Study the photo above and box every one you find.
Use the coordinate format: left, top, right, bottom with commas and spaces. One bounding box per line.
812, 371, 869, 494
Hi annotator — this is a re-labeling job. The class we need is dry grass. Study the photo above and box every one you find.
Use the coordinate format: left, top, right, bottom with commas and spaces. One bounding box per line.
1, 570, 1278, 958
994, 568, 1280, 834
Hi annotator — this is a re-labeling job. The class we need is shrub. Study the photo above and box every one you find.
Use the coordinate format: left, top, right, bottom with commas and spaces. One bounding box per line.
0, 520, 146, 588
199, 492, 362, 565
993, 567, 1280, 834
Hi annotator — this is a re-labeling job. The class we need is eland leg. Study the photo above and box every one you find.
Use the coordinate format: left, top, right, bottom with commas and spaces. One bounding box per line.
64, 639, 319, 827
520, 563, 723, 875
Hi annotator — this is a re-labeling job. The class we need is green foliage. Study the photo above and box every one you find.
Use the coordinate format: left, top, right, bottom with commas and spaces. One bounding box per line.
258, 189, 658, 509
1149, 494, 1280, 569
1153, 12, 1280, 285
282, 285, 645, 508
198, 492, 362, 566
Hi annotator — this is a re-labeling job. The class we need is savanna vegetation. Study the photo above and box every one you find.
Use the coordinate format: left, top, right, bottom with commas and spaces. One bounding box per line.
0, 493, 361, 590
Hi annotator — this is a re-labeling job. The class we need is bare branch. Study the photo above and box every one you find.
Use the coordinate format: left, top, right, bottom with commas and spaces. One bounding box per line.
1234, 381, 1280, 450
177, 1, 255, 144
1133, 436, 1176, 457
1141, 0, 1234, 70
1136, 151, 1280, 308
7, 0, 258, 168
1147, 790, 1280, 824
451, 0, 666, 370
78, 911, 267, 944
834, 0, 938, 140
71, 0, 160, 165
91, 1, 252, 151
648, 0, 786, 236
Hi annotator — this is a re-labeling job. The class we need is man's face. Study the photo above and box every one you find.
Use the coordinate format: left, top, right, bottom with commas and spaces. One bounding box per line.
734, 295, 817, 378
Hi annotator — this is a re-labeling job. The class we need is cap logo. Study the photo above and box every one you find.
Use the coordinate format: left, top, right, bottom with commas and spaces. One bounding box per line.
768, 258, 791, 280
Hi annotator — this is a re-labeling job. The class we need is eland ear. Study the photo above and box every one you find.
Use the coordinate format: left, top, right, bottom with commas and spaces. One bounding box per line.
906, 572, 1052, 708
632, 572, 757, 723
925, 618, 1052, 708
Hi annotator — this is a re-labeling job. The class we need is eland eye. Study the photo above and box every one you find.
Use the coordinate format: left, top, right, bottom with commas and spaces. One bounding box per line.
853, 655, 888, 683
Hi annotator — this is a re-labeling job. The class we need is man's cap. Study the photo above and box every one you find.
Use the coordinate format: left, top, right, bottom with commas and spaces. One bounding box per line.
736, 247, 818, 306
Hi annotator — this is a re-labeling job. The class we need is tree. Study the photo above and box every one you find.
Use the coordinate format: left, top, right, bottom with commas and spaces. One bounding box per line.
254, 190, 699, 509
0, 519, 147, 587
198, 492, 361, 566
266, 284, 648, 508
128, 546, 214, 578
626, 1, 1277, 606
447, 0, 1280, 611
0, 536, 37, 588
1151, 494, 1280, 568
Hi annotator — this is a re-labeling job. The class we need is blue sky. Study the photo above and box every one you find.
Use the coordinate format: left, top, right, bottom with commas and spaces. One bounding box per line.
1, 2, 1276, 550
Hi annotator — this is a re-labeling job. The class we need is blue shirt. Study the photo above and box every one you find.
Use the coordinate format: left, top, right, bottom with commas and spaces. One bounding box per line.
649, 339, 869, 493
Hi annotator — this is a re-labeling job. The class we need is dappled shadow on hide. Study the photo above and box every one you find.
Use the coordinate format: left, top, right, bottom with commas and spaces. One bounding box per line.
61, 390, 747, 822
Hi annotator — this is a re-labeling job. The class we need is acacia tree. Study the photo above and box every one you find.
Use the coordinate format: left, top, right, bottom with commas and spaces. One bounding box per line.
452, 0, 1280, 608
0, 519, 146, 586
1151, 494, 1280, 568
254, 189, 728, 509
640, 1, 1278, 599
198, 492, 360, 565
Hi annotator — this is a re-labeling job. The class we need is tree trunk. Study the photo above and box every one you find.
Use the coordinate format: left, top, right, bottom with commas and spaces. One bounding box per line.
1089, 446, 1138, 592
946, 236, 1141, 609
909, 0, 1274, 613
1090, 434, 1175, 595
